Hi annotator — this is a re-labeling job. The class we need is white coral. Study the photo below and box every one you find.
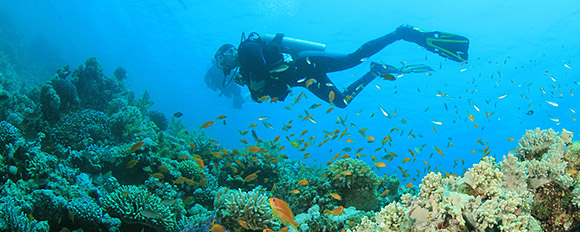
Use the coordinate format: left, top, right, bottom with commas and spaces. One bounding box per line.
463, 156, 503, 197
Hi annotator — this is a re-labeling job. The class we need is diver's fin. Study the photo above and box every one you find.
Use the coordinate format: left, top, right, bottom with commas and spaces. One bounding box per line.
423, 31, 469, 62
400, 64, 434, 73
399, 25, 470, 62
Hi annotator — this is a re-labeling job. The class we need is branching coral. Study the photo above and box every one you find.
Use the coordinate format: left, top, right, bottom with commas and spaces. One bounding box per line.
213, 188, 278, 231
67, 196, 121, 231
101, 185, 178, 231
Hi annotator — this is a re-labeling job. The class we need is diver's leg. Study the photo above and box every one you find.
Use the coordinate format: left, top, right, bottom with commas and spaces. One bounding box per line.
296, 30, 403, 73
297, 69, 383, 109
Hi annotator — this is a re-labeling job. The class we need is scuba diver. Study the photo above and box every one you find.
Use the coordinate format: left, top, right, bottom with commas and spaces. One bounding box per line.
214, 25, 469, 108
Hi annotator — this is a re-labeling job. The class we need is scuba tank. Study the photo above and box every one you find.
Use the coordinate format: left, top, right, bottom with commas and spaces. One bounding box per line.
261, 34, 326, 53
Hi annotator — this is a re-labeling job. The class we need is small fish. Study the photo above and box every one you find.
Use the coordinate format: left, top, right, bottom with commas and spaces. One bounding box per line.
269, 198, 300, 232
238, 220, 249, 229
405, 183, 413, 188
129, 141, 145, 153
402, 158, 411, 163
200, 121, 215, 128
271, 64, 290, 73
329, 193, 342, 200
324, 206, 344, 216
258, 116, 269, 120
329, 91, 335, 105
326, 107, 334, 114
140, 209, 162, 219
209, 221, 226, 232
258, 96, 270, 102
289, 189, 300, 194
126, 160, 139, 168
297, 179, 309, 185
430, 120, 442, 125
305, 78, 316, 88
173, 112, 183, 118
546, 100, 559, 107
216, 115, 227, 119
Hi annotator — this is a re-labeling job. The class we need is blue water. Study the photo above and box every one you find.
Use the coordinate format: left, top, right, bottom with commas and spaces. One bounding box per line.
1, 0, 578, 182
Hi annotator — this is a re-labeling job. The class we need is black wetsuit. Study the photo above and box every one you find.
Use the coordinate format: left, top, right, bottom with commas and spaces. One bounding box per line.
237, 32, 402, 108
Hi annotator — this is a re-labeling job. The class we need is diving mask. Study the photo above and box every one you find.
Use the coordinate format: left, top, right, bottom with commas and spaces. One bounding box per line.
215, 44, 238, 75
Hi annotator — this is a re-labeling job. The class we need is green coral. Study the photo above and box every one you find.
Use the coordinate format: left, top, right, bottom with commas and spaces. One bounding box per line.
325, 158, 378, 190
325, 158, 380, 211
101, 185, 178, 231
109, 105, 157, 142
177, 160, 204, 180
213, 188, 278, 231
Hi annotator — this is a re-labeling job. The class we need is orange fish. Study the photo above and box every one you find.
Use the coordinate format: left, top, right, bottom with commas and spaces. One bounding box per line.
329, 91, 335, 105
258, 95, 270, 102
269, 198, 300, 232
374, 162, 387, 170
216, 115, 227, 119
326, 107, 334, 114
195, 158, 204, 169
380, 189, 390, 196
209, 220, 226, 232
402, 158, 411, 163
329, 193, 342, 200
126, 159, 139, 168
346, 139, 354, 143
129, 141, 145, 153
150, 173, 164, 179
158, 165, 169, 172
342, 171, 352, 176
248, 123, 258, 128
243, 171, 261, 184
247, 146, 262, 153
238, 220, 249, 229
405, 183, 413, 188
289, 189, 300, 194
324, 206, 344, 216
200, 121, 215, 128
173, 177, 187, 184
305, 78, 316, 88
506, 137, 515, 141
297, 179, 309, 185
263, 229, 274, 232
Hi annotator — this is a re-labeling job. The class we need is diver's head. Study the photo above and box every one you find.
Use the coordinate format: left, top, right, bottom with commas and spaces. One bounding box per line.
215, 44, 239, 75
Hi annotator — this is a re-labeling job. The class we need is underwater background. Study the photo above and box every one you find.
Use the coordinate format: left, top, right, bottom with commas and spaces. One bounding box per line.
0, 0, 579, 231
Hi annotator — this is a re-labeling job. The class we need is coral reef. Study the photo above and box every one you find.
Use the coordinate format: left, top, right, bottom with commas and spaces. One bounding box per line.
325, 158, 380, 211
71, 57, 125, 111
101, 185, 180, 231
350, 128, 578, 231
214, 188, 278, 231
149, 110, 168, 131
